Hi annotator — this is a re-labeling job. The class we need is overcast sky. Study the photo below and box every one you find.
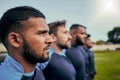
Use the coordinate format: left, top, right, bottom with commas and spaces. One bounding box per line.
0, 0, 120, 42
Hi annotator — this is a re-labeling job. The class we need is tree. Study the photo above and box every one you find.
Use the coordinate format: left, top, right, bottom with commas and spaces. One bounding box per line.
96, 40, 105, 45
107, 26, 120, 44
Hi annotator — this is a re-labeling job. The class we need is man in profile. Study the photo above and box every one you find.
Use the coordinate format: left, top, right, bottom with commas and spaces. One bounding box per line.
84, 34, 96, 80
0, 6, 52, 80
43, 20, 76, 80
66, 24, 87, 80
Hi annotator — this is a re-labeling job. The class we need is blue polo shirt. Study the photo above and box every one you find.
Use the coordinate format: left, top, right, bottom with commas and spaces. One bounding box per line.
0, 54, 45, 80
66, 45, 86, 80
83, 47, 96, 79
36, 48, 55, 70
43, 49, 76, 80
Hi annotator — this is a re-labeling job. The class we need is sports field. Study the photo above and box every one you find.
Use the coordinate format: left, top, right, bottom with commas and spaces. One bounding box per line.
94, 51, 120, 80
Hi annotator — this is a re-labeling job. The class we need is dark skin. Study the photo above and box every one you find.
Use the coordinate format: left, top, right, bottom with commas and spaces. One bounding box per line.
70, 26, 86, 46
8, 17, 52, 72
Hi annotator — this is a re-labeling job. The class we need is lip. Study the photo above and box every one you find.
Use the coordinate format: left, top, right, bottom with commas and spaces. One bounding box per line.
44, 47, 50, 50
67, 40, 71, 44
44, 46, 51, 51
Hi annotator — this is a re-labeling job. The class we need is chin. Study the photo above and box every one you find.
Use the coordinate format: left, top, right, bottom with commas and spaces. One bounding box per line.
43, 57, 49, 62
44, 54, 49, 60
39, 57, 49, 63
66, 43, 71, 48
66, 45, 71, 49
68, 45, 71, 48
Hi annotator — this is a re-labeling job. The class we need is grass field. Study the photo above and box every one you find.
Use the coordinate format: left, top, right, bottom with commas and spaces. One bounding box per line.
94, 51, 120, 80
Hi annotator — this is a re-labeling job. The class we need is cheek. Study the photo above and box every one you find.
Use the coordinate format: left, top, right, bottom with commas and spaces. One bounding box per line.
28, 38, 45, 51
60, 35, 68, 43
78, 35, 82, 40
81, 35, 85, 40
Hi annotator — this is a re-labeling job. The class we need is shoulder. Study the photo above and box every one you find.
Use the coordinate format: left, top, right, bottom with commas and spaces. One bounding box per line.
0, 66, 17, 80
50, 53, 64, 62
66, 46, 79, 53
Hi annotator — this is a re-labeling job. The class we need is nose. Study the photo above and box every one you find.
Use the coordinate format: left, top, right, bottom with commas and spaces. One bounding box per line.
45, 35, 53, 44
84, 33, 87, 38
68, 33, 72, 40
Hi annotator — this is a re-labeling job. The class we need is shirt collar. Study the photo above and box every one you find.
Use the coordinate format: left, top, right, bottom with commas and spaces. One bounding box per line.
58, 49, 66, 57
2, 54, 34, 77
51, 48, 66, 57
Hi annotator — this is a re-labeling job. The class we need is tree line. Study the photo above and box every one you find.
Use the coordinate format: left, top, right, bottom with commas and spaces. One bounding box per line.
107, 26, 120, 44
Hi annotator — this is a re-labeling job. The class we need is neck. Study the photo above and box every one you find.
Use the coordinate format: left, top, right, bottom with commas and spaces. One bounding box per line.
84, 45, 91, 49
51, 43, 62, 54
71, 39, 77, 46
14, 55, 35, 73
10, 50, 35, 73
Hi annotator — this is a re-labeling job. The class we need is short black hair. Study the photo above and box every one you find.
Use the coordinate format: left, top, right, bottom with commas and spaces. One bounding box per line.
85, 34, 91, 42
86, 34, 91, 38
48, 20, 66, 35
70, 24, 86, 31
0, 6, 45, 46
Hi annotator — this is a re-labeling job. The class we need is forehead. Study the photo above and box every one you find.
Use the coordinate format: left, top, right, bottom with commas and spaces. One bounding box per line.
22, 17, 49, 31
77, 26, 85, 32
57, 26, 66, 31
86, 38, 91, 41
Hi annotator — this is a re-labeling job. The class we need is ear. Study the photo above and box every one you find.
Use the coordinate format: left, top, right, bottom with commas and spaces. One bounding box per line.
72, 31, 76, 35
71, 31, 76, 38
50, 34, 56, 42
8, 32, 22, 48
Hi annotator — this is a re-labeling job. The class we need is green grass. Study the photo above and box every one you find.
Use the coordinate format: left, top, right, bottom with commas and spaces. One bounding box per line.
94, 51, 120, 80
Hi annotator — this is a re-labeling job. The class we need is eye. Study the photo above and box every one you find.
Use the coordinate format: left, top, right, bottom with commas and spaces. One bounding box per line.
38, 31, 48, 35
64, 31, 68, 34
81, 32, 86, 35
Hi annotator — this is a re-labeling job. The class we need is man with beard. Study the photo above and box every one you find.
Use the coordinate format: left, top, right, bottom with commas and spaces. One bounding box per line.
43, 20, 76, 80
66, 24, 87, 80
0, 6, 52, 80
84, 34, 96, 80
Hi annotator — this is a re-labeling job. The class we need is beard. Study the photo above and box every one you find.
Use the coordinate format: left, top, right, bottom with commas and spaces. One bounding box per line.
57, 42, 70, 49
22, 37, 49, 65
76, 36, 84, 45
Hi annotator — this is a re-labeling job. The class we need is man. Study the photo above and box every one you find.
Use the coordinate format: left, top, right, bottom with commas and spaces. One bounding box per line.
84, 34, 96, 80
43, 20, 76, 80
0, 6, 52, 80
66, 24, 87, 80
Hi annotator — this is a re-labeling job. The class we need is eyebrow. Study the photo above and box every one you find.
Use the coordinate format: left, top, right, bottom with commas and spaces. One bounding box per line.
37, 30, 49, 34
